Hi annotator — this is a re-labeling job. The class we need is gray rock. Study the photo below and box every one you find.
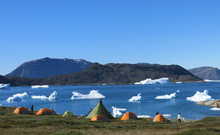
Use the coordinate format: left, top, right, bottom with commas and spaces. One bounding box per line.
190, 67, 220, 80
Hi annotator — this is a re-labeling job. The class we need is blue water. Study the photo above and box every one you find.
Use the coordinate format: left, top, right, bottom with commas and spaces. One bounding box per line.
1, 82, 220, 120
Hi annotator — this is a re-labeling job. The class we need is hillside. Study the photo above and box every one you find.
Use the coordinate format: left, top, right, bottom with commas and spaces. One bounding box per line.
43, 63, 201, 85
0, 75, 10, 84
190, 66, 220, 80
7, 57, 92, 78
0, 106, 220, 135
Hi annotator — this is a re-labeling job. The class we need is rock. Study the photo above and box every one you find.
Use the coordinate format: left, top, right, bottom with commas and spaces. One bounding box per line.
198, 100, 220, 108
190, 67, 220, 80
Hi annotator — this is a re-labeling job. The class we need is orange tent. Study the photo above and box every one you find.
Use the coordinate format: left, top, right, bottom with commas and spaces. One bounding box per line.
153, 114, 166, 122
35, 108, 56, 115
90, 115, 109, 122
120, 112, 137, 120
14, 107, 31, 114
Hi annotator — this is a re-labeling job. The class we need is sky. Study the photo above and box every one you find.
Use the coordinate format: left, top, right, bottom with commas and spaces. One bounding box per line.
0, 0, 220, 75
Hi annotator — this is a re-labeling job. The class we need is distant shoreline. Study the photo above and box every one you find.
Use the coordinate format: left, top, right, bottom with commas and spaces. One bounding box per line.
3, 80, 208, 87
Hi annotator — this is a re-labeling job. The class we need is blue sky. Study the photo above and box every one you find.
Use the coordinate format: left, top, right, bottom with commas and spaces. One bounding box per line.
0, 0, 220, 75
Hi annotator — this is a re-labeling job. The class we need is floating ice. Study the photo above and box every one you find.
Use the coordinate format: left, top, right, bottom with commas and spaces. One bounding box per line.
176, 82, 183, 84
163, 114, 171, 118
204, 80, 220, 82
0, 84, 10, 89
6, 92, 30, 103
134, 78, 169, 85
48, 91, 57, 101
7, 91, 58, 103
186, 90, 212, 102
31, 85, 49, 89
31, 91, 58, 101
137, 115, 151, 118
210, 107, 220, 111
128, 93, 142, 103
112, 106, 127, 118
71, 90, 105, 100
155, 93, 176, 100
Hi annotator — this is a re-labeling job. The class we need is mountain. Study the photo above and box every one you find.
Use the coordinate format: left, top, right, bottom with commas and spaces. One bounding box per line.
189, 66, 220, 80
43, 63, 201, 85
7, 57, 92, 78
0, 75, 11, 84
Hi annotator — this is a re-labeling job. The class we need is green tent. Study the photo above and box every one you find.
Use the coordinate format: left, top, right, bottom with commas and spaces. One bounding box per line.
62, 111, 74, 117
86, 100, 113, 119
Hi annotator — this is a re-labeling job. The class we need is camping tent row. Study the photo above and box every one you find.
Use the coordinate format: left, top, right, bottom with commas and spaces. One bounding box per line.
86, 100, 138, 121
14, 107, 75, 118
86, 100, 167, 122
13, 101, 167, 122
14, 107, 56, 115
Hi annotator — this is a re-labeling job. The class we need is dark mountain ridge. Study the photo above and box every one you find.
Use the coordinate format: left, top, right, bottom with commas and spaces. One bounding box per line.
2, 58, 202, 86
190, 66, 220, 80
0, 75, 11, 84
7, 57, 92, 78
42, 63, 201, 85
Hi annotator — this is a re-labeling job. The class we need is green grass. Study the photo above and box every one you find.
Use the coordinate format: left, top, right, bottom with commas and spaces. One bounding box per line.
176, 128, 220, 135
0, 107, 220, 135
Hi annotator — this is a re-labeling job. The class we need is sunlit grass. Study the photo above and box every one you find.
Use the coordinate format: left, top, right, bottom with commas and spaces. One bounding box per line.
0, 107, 220, 135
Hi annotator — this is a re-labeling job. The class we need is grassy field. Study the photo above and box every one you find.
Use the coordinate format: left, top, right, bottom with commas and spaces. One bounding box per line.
0, 107, 220, 135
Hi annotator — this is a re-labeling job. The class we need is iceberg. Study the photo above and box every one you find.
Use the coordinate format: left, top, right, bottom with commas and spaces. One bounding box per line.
112, 106, 127, 118
7, 91, 58, 103
155, 92, 176, 100
128, 93, 142, 103
31, 85, 49, 89
6, 92, 30, 103
134, 78, 169, 85
210, 107, 220, 111
71, 90, 105, 100
0, 84, 10, 89
204, 80, 220, 82
176, 82, 183, 84
137, 115, 151, 118
48, 91, 57, 101
186, 90, 212, 102
31, 91, 58, 102
163, 114, 172, 118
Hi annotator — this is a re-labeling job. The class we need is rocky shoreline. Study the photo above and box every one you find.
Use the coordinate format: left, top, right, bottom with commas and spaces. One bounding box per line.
198, 100, 220, 108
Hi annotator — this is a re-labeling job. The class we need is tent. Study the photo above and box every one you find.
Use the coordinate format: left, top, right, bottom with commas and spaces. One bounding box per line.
153, 114, 166, 122
120, 112, 137, 120
62, 111, 74, 117
86, 100, 113, 119
91, 115, 109, 122
14, 107, 31, 114
36, 108, 56, 115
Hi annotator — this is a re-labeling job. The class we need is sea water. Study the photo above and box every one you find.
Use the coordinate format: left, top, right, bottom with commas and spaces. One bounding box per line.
1, 82, 220, 120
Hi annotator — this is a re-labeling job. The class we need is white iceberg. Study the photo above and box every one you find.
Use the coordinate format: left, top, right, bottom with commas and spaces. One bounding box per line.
0, 84, 10, 89
31, 85, 49, 89
71, 90, 105, 100
155, 92, 176, 100
112, 106, 127, 118
128, 93, 142, 103
31, 91, 58, 101
6, 92, 30, 103
134, 78, 169, 85
204, 80, 220, 82
176, 82, 183, 84
137, 115, 151, 118
7, 91, 58, 103
210, 107, 220, 111
163, 114, 172, 118
186, 90, 212, 102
